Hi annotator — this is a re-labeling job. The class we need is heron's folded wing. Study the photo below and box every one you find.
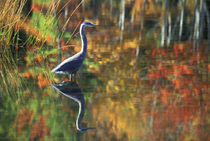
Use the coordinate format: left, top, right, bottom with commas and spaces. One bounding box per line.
55, 58, 83, 73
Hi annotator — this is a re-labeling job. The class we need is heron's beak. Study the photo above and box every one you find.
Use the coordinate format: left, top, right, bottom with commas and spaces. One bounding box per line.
87, 24, 97, 27
92, 23, 98, 26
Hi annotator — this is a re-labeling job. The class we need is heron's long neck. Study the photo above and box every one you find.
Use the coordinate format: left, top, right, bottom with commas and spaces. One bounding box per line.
80, 25, 87, 54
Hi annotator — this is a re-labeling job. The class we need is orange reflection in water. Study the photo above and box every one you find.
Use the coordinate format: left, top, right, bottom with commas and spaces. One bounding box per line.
87, 37, 208, 140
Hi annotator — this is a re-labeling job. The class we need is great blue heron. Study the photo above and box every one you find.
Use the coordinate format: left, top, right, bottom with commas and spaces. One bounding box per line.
51, 81, 95, 132
51, 21, 97, 81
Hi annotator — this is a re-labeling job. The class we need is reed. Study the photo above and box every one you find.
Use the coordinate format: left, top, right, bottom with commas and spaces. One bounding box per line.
0, 0, 27, 51
0, 0, 30, 96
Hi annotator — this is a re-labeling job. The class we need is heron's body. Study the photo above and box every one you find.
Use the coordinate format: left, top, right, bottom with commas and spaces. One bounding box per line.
51, 21, 96, 77
51, 51, 85, 74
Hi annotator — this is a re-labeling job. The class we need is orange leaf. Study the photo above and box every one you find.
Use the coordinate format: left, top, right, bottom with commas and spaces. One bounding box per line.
158, 63, 163, 70
62, 57, 67, 61
47, 36, 52, 42
160, 89, 170, 104
37, 74, 48, 88
193, 88, 199, 96
182, 88, 191, 98
35, 54, 42, 63
178, 44, 184, 53
208, 64, 210, 72
23, 72, 30, 78
182, 65, 192, 75
31, 4, 40, 11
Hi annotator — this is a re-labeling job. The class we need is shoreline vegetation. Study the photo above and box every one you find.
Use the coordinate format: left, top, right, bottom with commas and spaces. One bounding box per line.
0, 0, 208, 60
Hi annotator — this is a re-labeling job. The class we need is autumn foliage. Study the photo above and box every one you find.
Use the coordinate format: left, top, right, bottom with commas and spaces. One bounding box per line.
13, 108, 34, 136
31, 116, 50, 141
0, 0, 208, 140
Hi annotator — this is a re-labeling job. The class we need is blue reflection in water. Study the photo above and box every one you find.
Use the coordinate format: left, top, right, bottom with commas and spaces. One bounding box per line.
51, 81, 95, 132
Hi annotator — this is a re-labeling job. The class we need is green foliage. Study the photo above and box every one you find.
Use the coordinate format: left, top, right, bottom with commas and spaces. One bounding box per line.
33, 0, 53, 4
30, 11, 60, 43
83, 58, 100, 73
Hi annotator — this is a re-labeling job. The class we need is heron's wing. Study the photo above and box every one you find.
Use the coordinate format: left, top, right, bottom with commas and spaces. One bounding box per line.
52, 56, 83, 73
56, 59, 82, 72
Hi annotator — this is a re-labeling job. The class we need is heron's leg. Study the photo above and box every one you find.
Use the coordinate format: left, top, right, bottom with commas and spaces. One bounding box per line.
71, 74, 74, 81
73, 72, 77, 82
69, 74, 72, 81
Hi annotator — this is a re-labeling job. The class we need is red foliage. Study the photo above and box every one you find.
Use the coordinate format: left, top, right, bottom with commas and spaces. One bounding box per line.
31, 4, 40, 11
31, 116, 50, 141
174, 43, 184, 57
152, 48, 166, 57
147, 43, 208, 139
13, 108, 34, 136
160, 88, 170, 104
173, 65, 193, 75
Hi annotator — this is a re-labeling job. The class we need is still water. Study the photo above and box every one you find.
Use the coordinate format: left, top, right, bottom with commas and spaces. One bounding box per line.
0, 0, 209, 141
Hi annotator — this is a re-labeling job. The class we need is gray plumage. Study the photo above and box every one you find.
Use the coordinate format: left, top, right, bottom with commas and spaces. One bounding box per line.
52, 21, 97, 74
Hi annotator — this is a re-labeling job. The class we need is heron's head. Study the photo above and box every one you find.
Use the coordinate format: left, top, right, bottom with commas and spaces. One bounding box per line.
82, 21, 97, 27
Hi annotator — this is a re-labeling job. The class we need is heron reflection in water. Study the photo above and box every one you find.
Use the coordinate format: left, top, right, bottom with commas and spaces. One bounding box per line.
51, 81, 95, 132
52, 21, 97, 81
